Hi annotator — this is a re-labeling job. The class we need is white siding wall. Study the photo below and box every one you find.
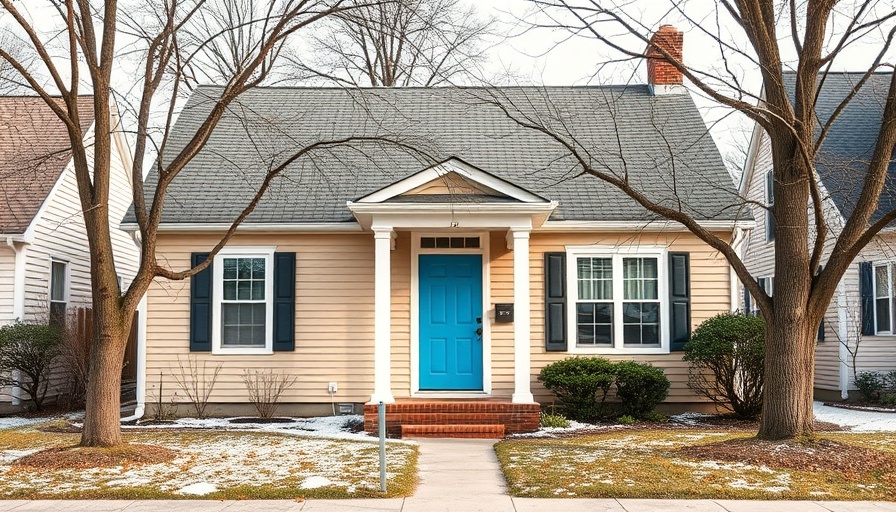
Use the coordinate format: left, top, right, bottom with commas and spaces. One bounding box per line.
742, 127, 896, 394
0, 247, 15, 325
22, 128, 139, 322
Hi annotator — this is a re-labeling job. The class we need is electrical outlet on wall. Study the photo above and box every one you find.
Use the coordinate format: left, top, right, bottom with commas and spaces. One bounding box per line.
328, 382, 338, 393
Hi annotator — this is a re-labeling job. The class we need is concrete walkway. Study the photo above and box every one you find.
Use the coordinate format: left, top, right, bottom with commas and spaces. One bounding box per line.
2, 438, 896, 511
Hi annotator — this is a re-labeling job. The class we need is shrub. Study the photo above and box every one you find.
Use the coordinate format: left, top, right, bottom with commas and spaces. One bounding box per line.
881, 393, 896, 407
539, 411, 570, 428
171, 355, 223, 418
617, 414, 636, 424
855, 371, 886, 402
538, 357, 615, 421
0, 321, 64, 411
613, 361, 670, 419
241, 369, 297, 418
683, 313, 765, 419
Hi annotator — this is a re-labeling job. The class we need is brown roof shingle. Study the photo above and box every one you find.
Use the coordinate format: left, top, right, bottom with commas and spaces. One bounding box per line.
0, 96, 95, 234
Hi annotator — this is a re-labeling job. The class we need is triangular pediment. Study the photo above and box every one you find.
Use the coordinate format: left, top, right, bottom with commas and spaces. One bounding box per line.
355, 158, 547, 204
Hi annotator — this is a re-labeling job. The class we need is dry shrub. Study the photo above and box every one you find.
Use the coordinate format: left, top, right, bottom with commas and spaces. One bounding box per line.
171, 355, 222, 418
242, 369, 297, 418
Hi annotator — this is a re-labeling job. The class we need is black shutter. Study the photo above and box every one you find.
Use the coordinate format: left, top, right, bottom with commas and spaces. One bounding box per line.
544, 252, 567, 351
860, 261, 874, 336
743, 286, 751, 315
190, 253, 212, 352
273, 252, 296, 351
669, 252, 691, 351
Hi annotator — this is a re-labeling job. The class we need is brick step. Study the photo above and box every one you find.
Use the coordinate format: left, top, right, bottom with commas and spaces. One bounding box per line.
400, 424, 505, 439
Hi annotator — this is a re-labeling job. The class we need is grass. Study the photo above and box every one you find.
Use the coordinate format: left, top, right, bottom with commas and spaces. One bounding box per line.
496, 428, 896, 500
0, 423, 417, 499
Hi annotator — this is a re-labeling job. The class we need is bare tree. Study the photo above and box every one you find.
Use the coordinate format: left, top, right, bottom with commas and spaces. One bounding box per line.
0, 0, 424, 447
513, 0, 896, 440
290, 0, 493, 86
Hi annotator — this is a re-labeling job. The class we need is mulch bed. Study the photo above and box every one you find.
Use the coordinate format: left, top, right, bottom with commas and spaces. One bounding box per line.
678, 437, 896, 473
12, 444, 177, 470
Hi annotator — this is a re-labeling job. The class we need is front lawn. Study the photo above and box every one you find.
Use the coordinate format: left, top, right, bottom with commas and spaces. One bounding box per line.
496, 427, 896, 500
0, 418, 417, 499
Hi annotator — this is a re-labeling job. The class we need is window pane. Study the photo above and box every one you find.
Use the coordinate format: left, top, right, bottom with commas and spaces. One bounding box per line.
223, 281, 237, 300
50, 261, 66, 302
577, 257, 612, 301
877, 266, 890, 299
221, 303, 265, 347
576, 302, 612, 346
251, 281, 265, 300
237, 281, 251, 300
223, 258, 237, 279
421, 237, 435, 248
623, 301, 660, 346
877, 298, 891, 332
465, 237, 480, 248
623, 257, 658, 300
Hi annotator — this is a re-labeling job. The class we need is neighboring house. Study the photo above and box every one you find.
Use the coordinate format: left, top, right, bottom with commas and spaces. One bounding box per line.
0, 96, 140, 406
126, 27, 747, 436
740, 71, 896, 401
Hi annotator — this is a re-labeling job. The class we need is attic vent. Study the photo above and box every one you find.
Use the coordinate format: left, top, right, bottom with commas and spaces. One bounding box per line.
421, 237, 480, 249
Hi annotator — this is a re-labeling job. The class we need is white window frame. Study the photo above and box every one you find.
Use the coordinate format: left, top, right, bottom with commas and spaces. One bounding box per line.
873, 262, 895, 335
765, 171, 775, 243
211, 247, 275, 355
566, 245, 669, 355
49, 258, 68, 304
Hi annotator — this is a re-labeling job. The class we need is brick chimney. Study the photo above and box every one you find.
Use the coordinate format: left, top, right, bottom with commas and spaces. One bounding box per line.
646, 25, 684, 95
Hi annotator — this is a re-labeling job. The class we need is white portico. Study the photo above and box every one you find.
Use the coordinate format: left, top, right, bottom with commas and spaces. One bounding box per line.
348, 158, 556, 405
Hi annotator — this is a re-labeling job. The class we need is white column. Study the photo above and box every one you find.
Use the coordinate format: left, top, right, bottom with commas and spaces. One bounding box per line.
511, 228, 534, 403
370, 227, 395, 404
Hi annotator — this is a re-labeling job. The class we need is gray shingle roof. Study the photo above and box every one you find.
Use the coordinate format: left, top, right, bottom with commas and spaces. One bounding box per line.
784, 72, 896, 222
130, 86, 742, 225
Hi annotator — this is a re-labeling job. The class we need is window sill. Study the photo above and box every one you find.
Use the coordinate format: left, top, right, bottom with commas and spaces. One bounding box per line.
211, 347, 273, 356
568, 346, 669, 356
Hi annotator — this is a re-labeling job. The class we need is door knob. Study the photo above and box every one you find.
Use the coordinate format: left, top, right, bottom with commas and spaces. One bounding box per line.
476, 327, 483, 336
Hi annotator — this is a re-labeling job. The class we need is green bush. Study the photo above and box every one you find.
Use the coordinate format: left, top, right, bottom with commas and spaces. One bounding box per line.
538, 357, 615, 421
617, 414, 636, 424
855, 371, 886, 401
0, 321, 64, 411
881, 394, 896, 407
613, 361, 670, 418
683, 313, 765, 419
539, 411, 571, 428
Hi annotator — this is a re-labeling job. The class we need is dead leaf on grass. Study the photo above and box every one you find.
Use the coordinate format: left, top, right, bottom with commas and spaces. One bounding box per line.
12, 444, 177, 470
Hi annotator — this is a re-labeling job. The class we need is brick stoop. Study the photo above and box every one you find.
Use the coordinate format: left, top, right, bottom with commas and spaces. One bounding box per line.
363, 399, 540, 438
400, 424, 505, 439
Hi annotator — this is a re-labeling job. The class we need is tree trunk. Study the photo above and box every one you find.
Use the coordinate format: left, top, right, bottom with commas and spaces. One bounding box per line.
758, 319, 816, 439
80, 313, 129, 447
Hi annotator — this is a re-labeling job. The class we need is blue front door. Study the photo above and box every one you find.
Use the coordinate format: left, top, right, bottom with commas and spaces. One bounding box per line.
419, 254, 483, 390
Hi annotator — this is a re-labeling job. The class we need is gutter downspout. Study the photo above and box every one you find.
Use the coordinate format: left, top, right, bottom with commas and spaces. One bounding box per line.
728, 227, 749, 312
120, 295, 146, 422
6, 237, 27, 406
837, 279, 850, 400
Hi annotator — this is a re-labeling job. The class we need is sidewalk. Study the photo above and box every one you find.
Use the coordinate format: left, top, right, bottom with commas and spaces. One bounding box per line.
3, 438, 896, 511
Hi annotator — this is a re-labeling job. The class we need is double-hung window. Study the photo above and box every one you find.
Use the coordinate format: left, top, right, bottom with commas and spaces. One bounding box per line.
212, 248, 275, 354
49, 259, 67, 328
568, 247, 666, 353
874, 263, 896, 334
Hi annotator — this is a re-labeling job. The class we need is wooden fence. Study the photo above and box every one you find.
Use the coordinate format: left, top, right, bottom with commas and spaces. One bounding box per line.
68, 307, 139, 381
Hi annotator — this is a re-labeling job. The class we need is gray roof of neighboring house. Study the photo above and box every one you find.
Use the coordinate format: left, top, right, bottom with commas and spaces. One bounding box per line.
129, 85, 743, 225
785, 72, 896, 223
0, 96, 95, 234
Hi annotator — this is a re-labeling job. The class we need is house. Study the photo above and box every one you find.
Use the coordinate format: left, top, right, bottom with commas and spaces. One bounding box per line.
740, 71, 896, 401
126, 27, 747, 436
0, 96, 140, 407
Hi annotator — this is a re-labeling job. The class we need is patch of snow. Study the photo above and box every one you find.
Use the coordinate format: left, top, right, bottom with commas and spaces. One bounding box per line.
177, 482, 217, 495
300, 476, 333, 489
0, 417, 48, 430
510, 420, 619, 438
813, 401, 896, 432
669, 412, 713, 426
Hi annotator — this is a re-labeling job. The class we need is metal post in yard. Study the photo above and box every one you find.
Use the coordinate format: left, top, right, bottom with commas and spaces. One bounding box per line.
378, 401, 387, 493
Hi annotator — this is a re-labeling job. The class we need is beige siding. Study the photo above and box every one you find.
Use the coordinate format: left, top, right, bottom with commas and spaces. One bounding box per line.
0, 247, 14, 325
146, 233, 377, 405
148, 229, 732, 406
521, 231, 732, 404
